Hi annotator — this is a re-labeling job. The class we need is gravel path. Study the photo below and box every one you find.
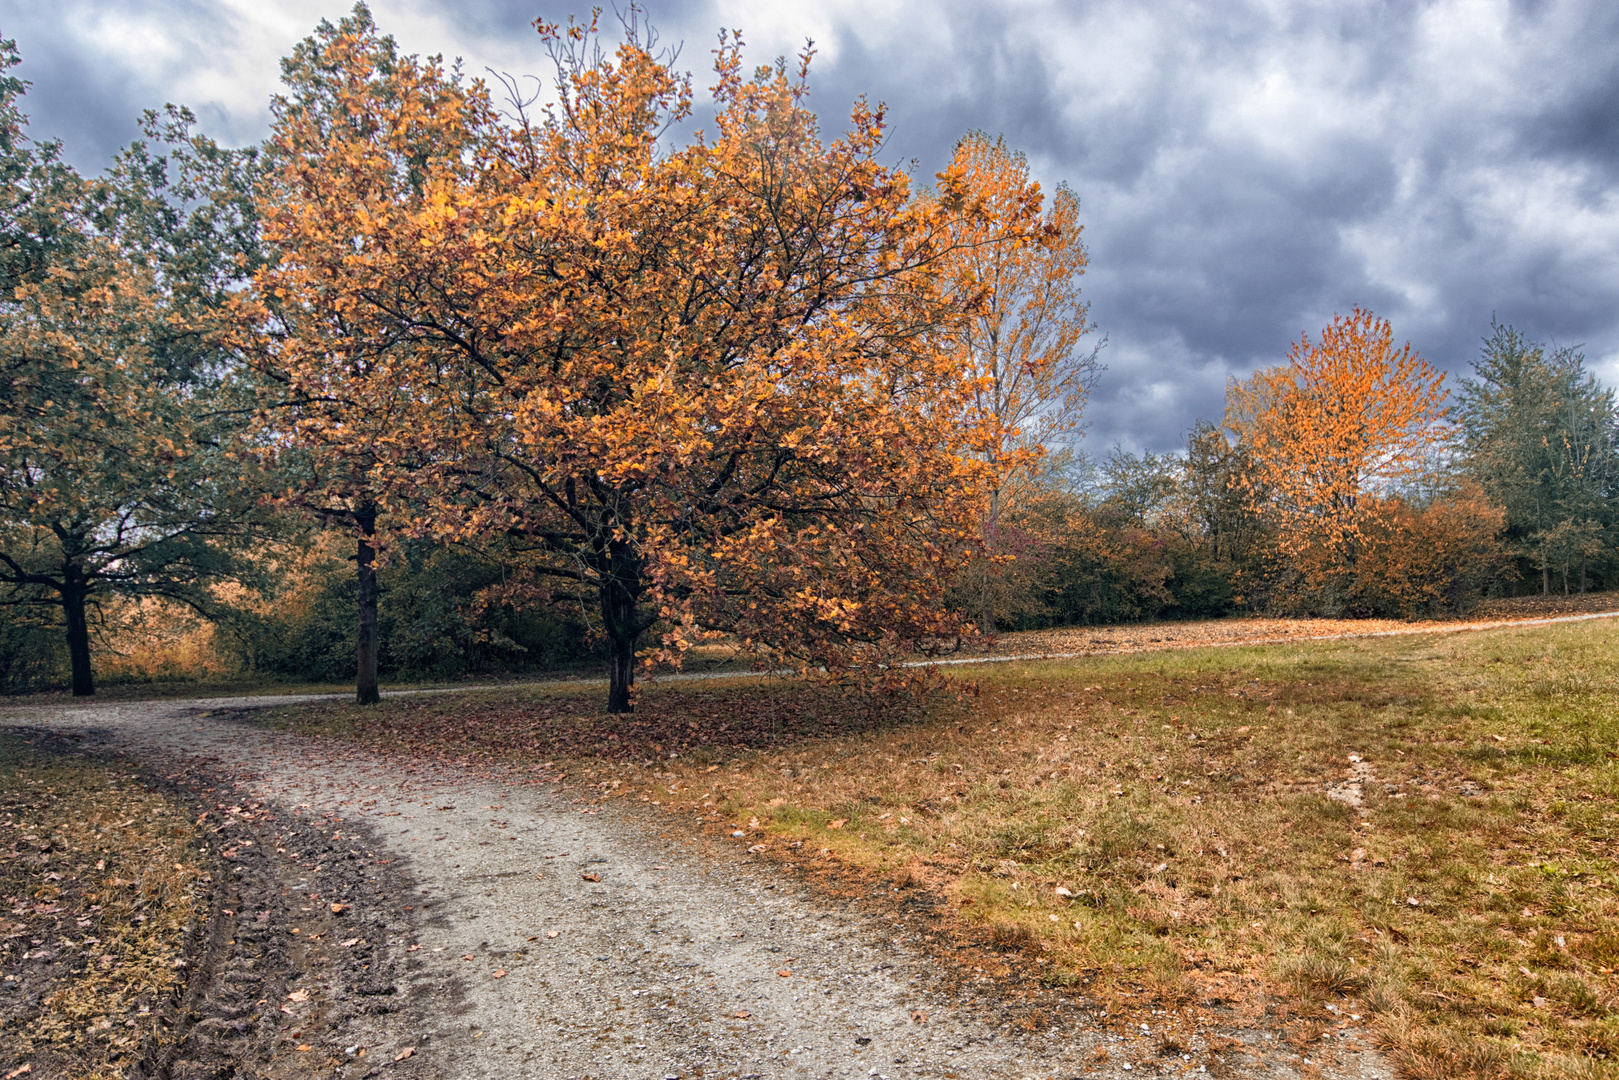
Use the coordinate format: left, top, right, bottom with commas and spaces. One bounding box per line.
1, 695, 1393, 1080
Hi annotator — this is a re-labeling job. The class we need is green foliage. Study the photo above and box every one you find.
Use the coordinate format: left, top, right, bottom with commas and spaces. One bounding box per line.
0, 43, 278, 695
0, 602, 63, 693
1458, 321, 1619, 595
230, 537, 599, 683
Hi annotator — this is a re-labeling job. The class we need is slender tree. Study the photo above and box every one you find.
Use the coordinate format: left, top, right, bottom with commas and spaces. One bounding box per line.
929, 132, 1099, 631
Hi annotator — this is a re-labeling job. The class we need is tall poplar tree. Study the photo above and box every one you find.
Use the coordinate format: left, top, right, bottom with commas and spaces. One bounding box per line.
930, 132, 1098, 631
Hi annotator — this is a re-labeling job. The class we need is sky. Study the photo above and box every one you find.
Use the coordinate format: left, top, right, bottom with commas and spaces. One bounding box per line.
5, 0, 1618, 454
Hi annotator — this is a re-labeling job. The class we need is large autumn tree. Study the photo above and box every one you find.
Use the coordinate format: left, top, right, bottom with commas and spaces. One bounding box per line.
929, 132, 1098, 631
251, 8, 1018, 712
0, 42, 272, 696
1227, 307, 1448, 609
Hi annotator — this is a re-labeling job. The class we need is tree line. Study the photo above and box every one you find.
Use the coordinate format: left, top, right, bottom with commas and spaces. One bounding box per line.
2, 7, 1615, 706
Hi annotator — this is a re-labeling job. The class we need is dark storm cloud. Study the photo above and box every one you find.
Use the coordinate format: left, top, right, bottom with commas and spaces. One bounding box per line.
5, 0, 1618, 452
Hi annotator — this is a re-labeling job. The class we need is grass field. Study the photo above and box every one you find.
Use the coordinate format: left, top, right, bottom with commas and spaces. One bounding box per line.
262, 618, 1619, 1078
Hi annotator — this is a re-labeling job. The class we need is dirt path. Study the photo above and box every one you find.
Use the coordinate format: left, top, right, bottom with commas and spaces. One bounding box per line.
0, 694, 1399, 1080
945, 605, 1619, 666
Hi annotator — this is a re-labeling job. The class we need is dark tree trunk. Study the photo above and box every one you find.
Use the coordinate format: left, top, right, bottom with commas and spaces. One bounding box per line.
356, 507, 380, 706
607, 632, 636, 714
600, 534, 642, 715
61, 571, 94, 697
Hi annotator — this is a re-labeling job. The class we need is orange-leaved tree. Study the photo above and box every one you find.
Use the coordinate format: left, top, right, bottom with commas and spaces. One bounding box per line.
1227, 307, 1448, 610
928, 132, 1097, 630
244, 10, 488, 705
249, 9, 1019, 712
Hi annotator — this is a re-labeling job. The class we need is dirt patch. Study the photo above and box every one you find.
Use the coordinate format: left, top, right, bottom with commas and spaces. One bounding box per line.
0, 727, 438, 1080
962, 590, 1619, 660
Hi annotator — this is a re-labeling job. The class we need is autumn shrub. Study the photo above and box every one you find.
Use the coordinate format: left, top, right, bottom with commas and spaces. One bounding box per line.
1349, 483, 1513, 616
91, 597, 237, 685
1263, 484, 1511, 618
948, 521, 1054, 632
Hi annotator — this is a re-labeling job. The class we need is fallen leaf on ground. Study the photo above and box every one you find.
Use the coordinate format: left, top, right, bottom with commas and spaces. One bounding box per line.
492, 969, 507, 978
545, 930, 560, 939
330, 902, 349, 914
340, 938, 360, 948
733, 1011, 749, 1019
777, 968, 791, 977
911, 1010, 928, 1023
581, 872, 601, 882
286, 989, 310, 1002
828, 819, 846, 830
395, 1048, 414, 1061
5, 1065, 33, 1078
296, 1045, 312, 1052
462, 954, 475, 960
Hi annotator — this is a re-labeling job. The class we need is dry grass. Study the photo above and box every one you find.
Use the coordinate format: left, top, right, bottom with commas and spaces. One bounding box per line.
266, 618, 1619, 1077
0, 732, 212, 1079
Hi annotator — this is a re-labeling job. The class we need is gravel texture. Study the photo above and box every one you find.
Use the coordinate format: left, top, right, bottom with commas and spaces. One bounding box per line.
1, 695, 1395, 1080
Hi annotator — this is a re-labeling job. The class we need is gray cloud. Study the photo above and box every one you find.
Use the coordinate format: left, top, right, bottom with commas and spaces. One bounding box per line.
5, 0, 1617, 452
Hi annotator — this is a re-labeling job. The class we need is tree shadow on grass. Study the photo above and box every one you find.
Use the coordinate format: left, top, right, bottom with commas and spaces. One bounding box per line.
260, 679, 952, 766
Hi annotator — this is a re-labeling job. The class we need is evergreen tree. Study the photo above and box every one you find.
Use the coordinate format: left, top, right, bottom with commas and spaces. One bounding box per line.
1457, 322, 1618, 594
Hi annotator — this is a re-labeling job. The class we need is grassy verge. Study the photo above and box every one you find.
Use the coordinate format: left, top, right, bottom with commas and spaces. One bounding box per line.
260, 621, 1619, 1078
0, 731, 213, 1079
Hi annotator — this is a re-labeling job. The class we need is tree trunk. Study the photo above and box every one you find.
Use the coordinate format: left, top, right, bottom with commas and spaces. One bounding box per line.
600, 535, 642, 715
355, 507, 380, 706
979, 486, 1000, 635
607, 632, 636, 715
62, 572, 94, 697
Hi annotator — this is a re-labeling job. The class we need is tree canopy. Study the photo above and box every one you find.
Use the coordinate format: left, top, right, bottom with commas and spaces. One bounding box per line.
249, 9, 1036, 711
0, 43, 272, 696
